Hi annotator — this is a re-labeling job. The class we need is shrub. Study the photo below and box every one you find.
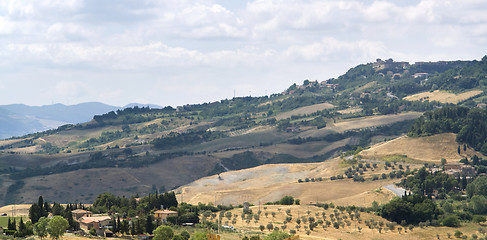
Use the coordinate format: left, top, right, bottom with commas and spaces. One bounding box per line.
473, 215, 486, 223
454, 230, 463, 238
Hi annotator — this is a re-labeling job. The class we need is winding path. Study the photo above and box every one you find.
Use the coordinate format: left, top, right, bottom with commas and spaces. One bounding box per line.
384, 184, 409, 197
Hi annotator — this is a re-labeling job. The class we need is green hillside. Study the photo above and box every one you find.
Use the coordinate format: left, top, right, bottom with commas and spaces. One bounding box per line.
0, 56, 486, 205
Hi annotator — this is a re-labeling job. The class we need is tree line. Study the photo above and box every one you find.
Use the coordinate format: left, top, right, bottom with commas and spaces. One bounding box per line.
409, 106, 487, 155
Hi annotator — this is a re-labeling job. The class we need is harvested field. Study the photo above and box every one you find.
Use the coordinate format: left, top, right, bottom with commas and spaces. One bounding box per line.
298, 112, 422, 138
403, 90, 483, 104
179, 158, 397, 207
276, 103, 335, 120
337, 107, 362, 114
359, 133, 484, 162
0, 205, 30, 217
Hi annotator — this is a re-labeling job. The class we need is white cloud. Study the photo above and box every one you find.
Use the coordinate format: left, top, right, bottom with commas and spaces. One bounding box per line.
54, 80, 88, 99
46, 23, 95, 41
0, 0, 486, 106
0, 16, 15, 35
284, 37, 388, 62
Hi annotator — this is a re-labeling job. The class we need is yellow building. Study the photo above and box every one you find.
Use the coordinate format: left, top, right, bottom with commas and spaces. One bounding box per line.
154, 210, 178, 222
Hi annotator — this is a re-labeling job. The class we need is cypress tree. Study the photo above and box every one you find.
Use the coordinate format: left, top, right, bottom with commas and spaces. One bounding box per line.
130, 221, 135, 235
146, 215, 154, 234
18, 217, 25, 232
43, 202, 50, 216
64, 208, 75, 230
121, 220, 129, 234
116, 216, 121, 233
8, 218, 16, 231
29, 203, 41, 224
112, 217, 117, 233
38, 196, 43, 209
136, 219, 143, 235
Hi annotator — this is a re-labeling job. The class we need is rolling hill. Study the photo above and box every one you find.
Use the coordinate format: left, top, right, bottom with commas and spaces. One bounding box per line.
1, 56, 486, 205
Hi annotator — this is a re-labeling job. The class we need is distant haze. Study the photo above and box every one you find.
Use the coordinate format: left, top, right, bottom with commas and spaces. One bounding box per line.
0, 102, 160, 139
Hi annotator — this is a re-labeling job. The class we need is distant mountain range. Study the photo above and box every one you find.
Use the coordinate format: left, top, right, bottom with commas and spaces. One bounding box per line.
0, 102, 162, 139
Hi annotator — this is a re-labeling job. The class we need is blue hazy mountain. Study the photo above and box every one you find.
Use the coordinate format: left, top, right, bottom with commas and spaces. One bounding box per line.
0, 102, 161, 139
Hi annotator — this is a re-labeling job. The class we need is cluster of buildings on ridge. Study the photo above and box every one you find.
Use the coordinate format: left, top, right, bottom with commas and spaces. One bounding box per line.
282, 58, 438, 95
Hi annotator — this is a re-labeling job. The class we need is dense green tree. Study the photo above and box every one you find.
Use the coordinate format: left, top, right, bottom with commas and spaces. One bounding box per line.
29, 203, 42, 224
47, 216, 69, 240
180, 230, 190, 240
263, 231, 291, 240
380, 194, 439, 225
33, 217, 49, 239
120, 219, 129, 234
278, 196, 294, 205
380, 197, 413, 224
153, 225, 174, 240
442, 215, 460, 227
467, 176, 487, 198
473, 215, 486, 223
51, 202, 64, 216
471, 195, 487, 214
173, 235, 186, 240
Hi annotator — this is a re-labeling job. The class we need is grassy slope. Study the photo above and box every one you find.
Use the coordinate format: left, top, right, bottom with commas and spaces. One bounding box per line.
359, 132, 486, 162
10, 155, 219, 204
0, 109, 426, 204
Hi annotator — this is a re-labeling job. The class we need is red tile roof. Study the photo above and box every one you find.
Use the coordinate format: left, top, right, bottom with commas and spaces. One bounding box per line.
154, 210, 177, 214
80, 216, 111, 224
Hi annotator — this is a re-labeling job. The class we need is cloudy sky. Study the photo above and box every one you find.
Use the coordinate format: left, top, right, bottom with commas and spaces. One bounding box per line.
1, 0, 486, 107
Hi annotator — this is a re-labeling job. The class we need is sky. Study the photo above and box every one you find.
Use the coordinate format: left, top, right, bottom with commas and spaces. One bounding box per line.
0, 0, 486, 107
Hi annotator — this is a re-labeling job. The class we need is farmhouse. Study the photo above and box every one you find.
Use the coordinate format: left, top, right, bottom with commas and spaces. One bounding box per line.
71, 209, 92, 220
444, 163, 476, 178
154, 210, 177, 223
79, 216, 112, 231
